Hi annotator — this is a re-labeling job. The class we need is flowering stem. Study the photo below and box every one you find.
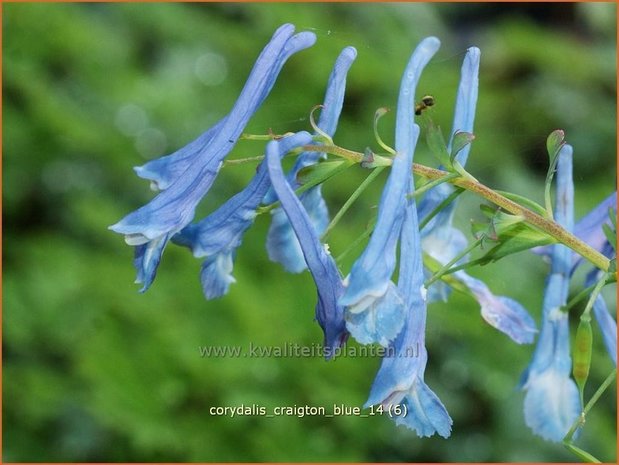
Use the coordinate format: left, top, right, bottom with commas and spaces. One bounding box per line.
322, 166, 386, 242
305, 144, 612, 272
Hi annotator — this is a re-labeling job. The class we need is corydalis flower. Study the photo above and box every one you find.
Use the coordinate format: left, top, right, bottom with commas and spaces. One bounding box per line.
418, 46, 536, 344
365, 207, 452, 438
520, 145, 580, 442
266, 134, 347, 357
173, 132, 313, 299
364, 74, 452, 435
339, 37, 441, 347
109, 24, 316, 291
266, 46, 357, 273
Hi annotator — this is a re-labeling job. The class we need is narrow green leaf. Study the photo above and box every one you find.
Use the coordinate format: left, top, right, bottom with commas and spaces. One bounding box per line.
546, 129, 565, 162
425, 119, 452, 169
450, 131, 475, 163
296, 160, 350, 186
602, 223, 617, 250
494, 190, 549, 217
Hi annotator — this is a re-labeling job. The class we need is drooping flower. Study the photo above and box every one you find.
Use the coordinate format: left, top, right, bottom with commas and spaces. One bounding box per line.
172, 132, 313, 299
265, 133, 348, 358
533, 192, 617, 364
339, 36, 441, 347
266, 46, 357, 273
364, 75, 452, 435
109, 24, 316, 291
520, 144, 581, 442
418, 46, 536, 344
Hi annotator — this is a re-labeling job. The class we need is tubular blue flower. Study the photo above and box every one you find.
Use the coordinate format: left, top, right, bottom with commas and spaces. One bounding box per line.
417, 47, 536, 344
520, 145, 581, 442
364, 164, 452, 438
419, 46, 480, 292
172, 132, 313, 299
266, 46, 357, 273
339, 37, 441, 347
266, 134, 348, 358
109, 25, 316, 291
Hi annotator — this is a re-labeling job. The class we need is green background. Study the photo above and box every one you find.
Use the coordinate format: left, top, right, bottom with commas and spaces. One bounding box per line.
3, 3, 617, 462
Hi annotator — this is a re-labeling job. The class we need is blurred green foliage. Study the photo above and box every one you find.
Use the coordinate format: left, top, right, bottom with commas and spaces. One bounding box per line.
3, 3, 616, 462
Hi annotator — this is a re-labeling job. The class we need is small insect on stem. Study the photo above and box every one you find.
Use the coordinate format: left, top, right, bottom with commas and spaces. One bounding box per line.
414, 95, 435, 116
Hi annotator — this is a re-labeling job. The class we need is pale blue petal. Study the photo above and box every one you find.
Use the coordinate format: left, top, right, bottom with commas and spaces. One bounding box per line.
523, 367, 580, 442
200, 251, 236, 300
135, 26, 317, 191
265, 46, 356, 271
110, 25, 316, 291
340, 37, 439, 319
133, 232, 173, 292
266, 185, 329, 273
266, 135, 347, 357
345, 282, 405, 346
397, 379, 453, 439
521, 146, 580, 442
447, 46, 480, 165
458, 272, 537, 344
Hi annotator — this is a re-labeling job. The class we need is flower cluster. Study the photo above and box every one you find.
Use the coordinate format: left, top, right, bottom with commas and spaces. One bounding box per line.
111, 24, 617, 442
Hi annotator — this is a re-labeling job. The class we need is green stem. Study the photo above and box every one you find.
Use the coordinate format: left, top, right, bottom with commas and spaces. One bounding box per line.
425, 238, 482, 287
322, 166, 385, 242
409, 172, 459, 200
418, 188, 464, 230
302, 144, 612, 273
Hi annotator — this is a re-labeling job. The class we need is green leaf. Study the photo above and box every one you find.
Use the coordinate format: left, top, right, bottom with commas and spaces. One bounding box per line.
602, 223, 617, 250
478, 225, 556, 263
494, 190, 549, 217
450, 131, 475, 163
546, 129, 565, 162
425, 119, 452, 169
296, 160, 351, 187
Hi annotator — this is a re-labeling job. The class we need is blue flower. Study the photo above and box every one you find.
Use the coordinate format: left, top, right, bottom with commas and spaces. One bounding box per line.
533, 192, 617, 365
266, 133, 348, 358
520, 144, 581, 442
171, 133, 311, 299
418, 46, 536, 344
364, 151, 452, 438
109, 24, 316, 291
266, 46, 357, 273
339, 37, 441, 347
418, 46, 479, 290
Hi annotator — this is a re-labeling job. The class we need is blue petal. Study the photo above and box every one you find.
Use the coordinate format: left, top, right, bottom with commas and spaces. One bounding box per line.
265, 46, 357, 271
447, 46, 480, 166
523, 367, 580, 442
397, 380, 453, 438
345, 282, 406, 347
200, 251, 236, 300
111, 25, 316, 289
266, 134, 347, 357
266, 185, 329, 273
135, 25, 316, 192
174, 131, 313, 297
592, 294, 617, 366
340, 37, 439, 318
133, 232, 173, 292
457, 272, 537, 344
521, 148, 580, 442
586, 268, 617, 366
